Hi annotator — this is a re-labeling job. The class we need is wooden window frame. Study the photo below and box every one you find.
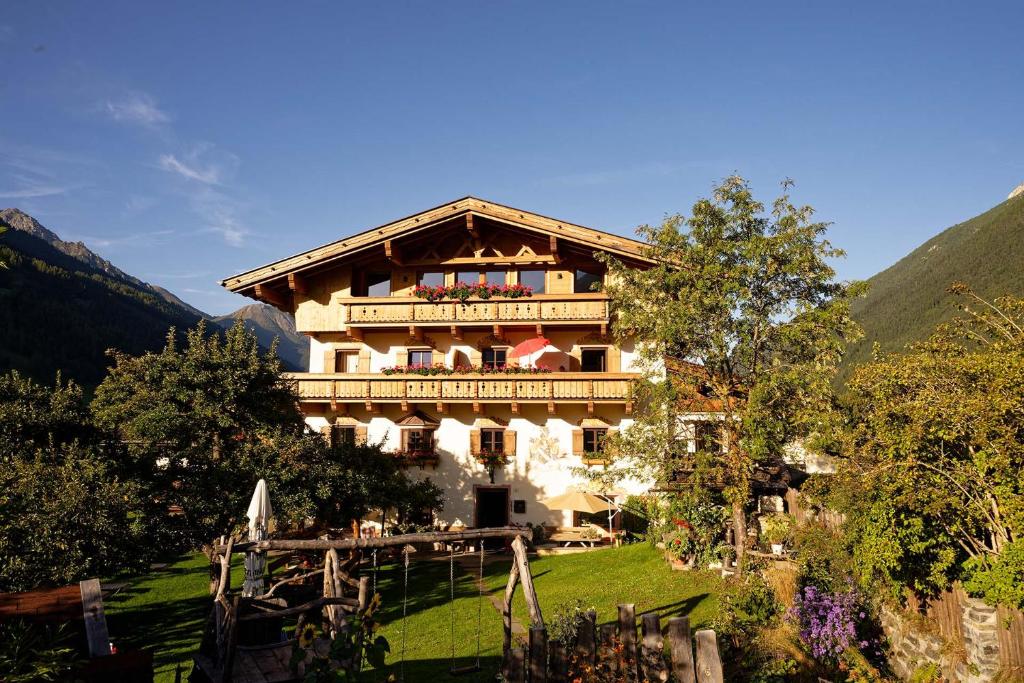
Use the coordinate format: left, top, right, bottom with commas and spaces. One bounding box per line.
334, 350, 359, 374
481, 347, 508, 369
480, 428, 505, 454
407, 349, 433, 368
583, 427, 608, 454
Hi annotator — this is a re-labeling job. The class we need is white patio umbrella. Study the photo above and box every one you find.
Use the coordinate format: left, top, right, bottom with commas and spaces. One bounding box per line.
243, 478, 273, 597
541, 489, 620, 540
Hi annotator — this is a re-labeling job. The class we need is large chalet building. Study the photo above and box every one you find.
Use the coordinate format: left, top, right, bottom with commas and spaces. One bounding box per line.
220, 197, 678, 530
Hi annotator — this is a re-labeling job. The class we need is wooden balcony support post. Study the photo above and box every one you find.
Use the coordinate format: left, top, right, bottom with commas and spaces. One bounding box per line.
408, 325, 423, 342
536, 323, 544, 337
330, 380, 338, 412
493, 324, 503, 338
451, 324, 463, 341
347, 326, 363, 342
436, 401, 447, 414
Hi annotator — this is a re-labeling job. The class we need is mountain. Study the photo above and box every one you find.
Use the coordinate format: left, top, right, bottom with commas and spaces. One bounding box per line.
0, 208, 209, 318
841, 190, 1024, 381
212, 303, 308, 371
0, 210, 204, 389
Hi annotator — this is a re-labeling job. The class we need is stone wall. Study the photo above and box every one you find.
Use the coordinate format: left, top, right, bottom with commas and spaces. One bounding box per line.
881, 593, 1005, 682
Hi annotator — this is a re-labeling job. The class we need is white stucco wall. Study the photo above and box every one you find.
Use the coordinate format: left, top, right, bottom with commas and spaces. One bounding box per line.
306, 403, 651, 528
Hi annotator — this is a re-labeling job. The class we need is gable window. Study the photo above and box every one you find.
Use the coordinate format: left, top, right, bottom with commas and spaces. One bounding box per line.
456, 270, 481, 285
330, 425, 355, 447
583, 428, 608, 454
480, 429, 505, 453
418, 271, 444, 287
518, 270, 546, 294
580, 349, 607, 373
482, 348, 507, 369
355, 271, 391, 297
407, 349, 433, 368
574, 268, 602, 293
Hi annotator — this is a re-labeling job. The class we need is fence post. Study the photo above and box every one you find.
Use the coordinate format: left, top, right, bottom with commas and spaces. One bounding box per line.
617, 604, 638, 681
576, 609, 597, 670
506, 646, 526, 683
548, 640, 568, 683
667, 616, 696, 683
529, 626, 548, 683
640, 612, 667, 682
694, 629, 723, 683
599, 623, 619, 677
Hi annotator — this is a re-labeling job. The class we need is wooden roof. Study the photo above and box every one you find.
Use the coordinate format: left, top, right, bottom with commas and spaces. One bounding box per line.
220, 196, 654, 294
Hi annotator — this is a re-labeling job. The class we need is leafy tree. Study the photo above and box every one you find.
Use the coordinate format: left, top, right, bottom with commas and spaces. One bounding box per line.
836, 285, 1024, 606
0, 371, 148, 591
600, 176, 861, 570
91, 320, 310, 547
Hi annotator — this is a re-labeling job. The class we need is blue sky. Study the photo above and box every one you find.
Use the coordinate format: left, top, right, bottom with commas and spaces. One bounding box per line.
2, 2, 1022, 314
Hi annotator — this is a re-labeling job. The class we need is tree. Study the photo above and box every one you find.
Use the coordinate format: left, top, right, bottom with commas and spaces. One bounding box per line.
91, 320, 309, 548
0, 371, 148, 591
601, 176, 861, 571
835, 285, 1024, 606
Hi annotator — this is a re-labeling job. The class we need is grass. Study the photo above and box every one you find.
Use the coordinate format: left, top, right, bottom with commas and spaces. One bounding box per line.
103, 543, 722, 682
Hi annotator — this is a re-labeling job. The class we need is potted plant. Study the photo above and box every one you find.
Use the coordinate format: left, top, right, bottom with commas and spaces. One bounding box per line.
760, 513, 794, 555
475, 450, 510, 483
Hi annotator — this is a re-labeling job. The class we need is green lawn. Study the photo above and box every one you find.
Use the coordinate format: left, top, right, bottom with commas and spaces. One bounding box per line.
103, 543, 721, 682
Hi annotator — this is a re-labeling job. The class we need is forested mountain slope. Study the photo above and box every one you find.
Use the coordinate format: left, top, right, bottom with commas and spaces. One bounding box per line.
213, 303, 307, 371
841, 192, 1024, 381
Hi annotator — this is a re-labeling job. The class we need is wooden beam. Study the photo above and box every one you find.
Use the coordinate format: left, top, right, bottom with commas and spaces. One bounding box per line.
466, 213, 479, 239
218, 526, 533, 552
535, 323, 544, 338
401, 399, 409, 413
436, 401, 447, 414
287, 273, 308, 295
511, 401, 519, 415
346, 327, 364, 341
473, 401, 482, 414
493, 324, 504, 338
405, 255, 557, 267
254, 284, 289, 309
451, 325, 463, 341
383, 240, 403, 265
550, 235, 561, 263
587, 401, 595, 416
409, 325, 423, 341
547, 401, 556, 415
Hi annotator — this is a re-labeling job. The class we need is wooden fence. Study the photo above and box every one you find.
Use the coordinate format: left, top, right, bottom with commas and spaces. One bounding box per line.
784, 488, 845, 529
502, 606, 723, 683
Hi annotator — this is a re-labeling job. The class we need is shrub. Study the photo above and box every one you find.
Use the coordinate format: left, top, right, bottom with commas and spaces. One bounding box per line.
0, 620, 80, 683
548, 599, 589, 645
786, 585, 882, 663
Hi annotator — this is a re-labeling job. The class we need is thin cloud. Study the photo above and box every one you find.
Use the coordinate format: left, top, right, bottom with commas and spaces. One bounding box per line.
0, 184, 70, 199
158, 154, 223, 185
104, 92, 170, 128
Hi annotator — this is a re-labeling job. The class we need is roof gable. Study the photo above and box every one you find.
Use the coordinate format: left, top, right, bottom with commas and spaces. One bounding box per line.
220, 196, 653, 293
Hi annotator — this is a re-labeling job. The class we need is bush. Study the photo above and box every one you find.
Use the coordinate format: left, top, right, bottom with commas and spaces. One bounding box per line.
791, 524, 856, 594
548, 599, 589, 645
0, 620, 80, 682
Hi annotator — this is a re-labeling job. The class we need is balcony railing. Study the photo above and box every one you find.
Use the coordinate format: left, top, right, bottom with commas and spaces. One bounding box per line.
285, 372, 636, 405
341, 293, 609, 327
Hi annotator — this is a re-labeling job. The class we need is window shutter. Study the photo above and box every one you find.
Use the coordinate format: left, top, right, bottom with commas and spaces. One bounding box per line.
357, 349, 371, 373
504, 429, 517, 457
470, 429, 481, 456
355, 426, 368, 445
431, 349, 445, 367
320, 425, 333, 445
607, 347, 621, 373
323, 348, 336, 373
400, 429, 408, 452
469, 349, 482, 367
395, 347, 406, 367
572, 428, 584, 456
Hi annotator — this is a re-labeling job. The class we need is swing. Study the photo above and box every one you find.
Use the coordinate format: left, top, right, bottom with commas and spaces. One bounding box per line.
448, 542, 485, 676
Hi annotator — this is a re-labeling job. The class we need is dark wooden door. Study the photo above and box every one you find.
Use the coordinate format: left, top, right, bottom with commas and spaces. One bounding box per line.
475, 487, 510, 528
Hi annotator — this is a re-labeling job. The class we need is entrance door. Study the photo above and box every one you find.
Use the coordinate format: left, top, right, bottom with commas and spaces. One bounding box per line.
475, 487, 510, 529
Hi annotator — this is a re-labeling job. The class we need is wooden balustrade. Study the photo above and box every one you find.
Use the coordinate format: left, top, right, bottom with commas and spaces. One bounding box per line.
342, 293, 609, 327
284, 372, 636, 406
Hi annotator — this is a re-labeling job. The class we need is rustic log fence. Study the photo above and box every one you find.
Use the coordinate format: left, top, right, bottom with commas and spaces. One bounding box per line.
502, 606, 723, 683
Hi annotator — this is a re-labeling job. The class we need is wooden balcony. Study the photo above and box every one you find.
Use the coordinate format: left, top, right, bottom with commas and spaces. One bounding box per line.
341, 293, 609, 329
285, 372, 636, 414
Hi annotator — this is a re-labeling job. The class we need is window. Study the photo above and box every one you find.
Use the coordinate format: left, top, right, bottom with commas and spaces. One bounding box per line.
418, 271, 444, 287
481, 429, 505, 453
407, 349, 433, 367
583, 428, 608, 453
334, 350, 359, 373
354, 271, 391, 297
456, 270, 480, 285
406, 429, 432, 453
518, 270, 546, 294
330, 425, 355, 447
580, 349, 607, 373
484, 270, 505, 285
482, 348, 507, 369
574, 268, 602, 293
694, 422, 720, 453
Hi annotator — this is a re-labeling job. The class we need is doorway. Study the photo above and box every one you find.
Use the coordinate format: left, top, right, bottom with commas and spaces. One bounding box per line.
474, 486, 510, 529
